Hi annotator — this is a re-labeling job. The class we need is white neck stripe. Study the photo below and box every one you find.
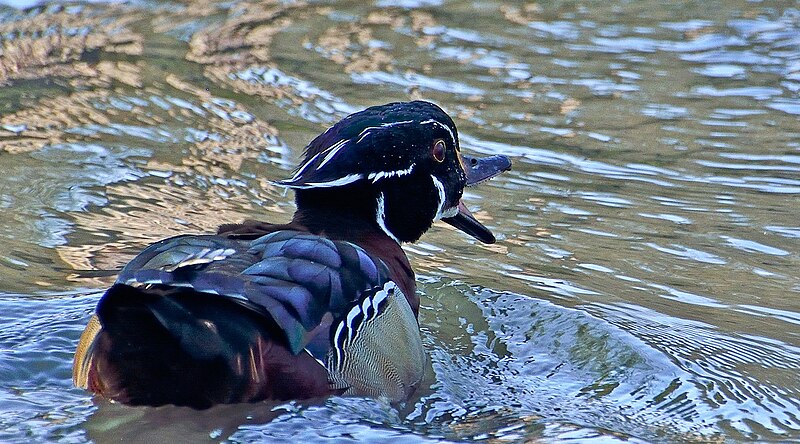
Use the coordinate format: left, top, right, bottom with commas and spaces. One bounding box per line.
376, 193, 400, 244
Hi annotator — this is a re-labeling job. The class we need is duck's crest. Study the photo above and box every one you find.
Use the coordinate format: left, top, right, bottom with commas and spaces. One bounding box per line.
274, 101, 456, 190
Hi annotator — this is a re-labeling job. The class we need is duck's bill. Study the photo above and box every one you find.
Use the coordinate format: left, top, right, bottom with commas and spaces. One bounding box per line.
443, 154, 512, 244
443, 201, 497, 243
462, 154, 512, 186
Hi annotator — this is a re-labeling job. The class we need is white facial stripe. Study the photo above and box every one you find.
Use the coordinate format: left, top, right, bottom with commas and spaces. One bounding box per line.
356, 120, 414, 144
431, 175, 447, 221
367, 163, 415, 183
420, 119, 456, 148
376, 193, 400, 244
316, 139, 349, 170
287, 150, 324, 182
382, 120, 413, 127
284, 119, 431, 188
356, 129, 374, 144
289, 173, 363, 189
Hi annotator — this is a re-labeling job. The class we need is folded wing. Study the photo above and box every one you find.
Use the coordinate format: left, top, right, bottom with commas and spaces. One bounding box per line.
75, 230, 393, 407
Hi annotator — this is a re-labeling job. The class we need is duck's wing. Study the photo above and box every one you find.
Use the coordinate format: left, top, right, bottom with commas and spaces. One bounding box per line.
74, 230, 394, 407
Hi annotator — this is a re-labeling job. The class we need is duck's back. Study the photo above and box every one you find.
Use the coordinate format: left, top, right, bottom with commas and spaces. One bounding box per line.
73, 226, 425, 408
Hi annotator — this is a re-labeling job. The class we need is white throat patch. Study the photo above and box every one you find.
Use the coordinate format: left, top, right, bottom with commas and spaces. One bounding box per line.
431, 175, 447, 221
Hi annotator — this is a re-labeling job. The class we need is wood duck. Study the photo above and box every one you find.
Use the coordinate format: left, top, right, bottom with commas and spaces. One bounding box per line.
73, 101, 511, 408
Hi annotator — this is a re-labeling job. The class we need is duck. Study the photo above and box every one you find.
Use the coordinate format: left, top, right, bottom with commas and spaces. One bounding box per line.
73, 100, 511, 408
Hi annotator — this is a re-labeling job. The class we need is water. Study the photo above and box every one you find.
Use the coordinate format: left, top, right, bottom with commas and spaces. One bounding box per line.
0, 0, 798, 442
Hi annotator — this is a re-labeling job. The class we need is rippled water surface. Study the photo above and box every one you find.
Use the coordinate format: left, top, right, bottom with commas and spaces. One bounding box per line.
0, 0, 798, 442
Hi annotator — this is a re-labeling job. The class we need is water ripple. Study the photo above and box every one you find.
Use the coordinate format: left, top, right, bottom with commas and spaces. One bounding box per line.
721, 236, 791, 257
645, 243, 727, 265
0, 0, 798, 442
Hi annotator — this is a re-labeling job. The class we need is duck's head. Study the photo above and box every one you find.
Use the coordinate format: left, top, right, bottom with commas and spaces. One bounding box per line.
276, 101, 511, 244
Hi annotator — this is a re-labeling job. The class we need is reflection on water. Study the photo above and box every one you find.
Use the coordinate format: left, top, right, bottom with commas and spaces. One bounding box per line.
0, 0, 798, 442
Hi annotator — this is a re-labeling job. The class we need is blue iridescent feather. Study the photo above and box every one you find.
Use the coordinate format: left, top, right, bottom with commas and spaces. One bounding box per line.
110, 230, 391, 356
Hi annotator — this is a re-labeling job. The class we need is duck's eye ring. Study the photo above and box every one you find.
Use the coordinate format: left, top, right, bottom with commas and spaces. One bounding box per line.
432, 139, 446, 162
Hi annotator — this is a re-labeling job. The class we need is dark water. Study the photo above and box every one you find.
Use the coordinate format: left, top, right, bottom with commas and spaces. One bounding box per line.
0, 0, 798, 442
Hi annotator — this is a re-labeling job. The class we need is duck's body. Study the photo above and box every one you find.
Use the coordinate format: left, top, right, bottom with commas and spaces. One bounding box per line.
74, 101, 510, 408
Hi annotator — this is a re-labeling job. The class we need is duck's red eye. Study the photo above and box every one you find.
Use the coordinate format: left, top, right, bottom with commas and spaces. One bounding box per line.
432, 139, 446, 162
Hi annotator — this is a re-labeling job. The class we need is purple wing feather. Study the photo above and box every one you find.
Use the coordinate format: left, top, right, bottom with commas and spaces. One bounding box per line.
112, 230, 392, 356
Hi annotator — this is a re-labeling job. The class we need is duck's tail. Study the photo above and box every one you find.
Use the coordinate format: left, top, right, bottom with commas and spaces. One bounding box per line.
73, 283, 332, 408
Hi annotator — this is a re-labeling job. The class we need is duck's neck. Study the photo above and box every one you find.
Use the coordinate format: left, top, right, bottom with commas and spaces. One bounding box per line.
293, 187, 418, 314
219, 187, 420, 314
293, 185, 382, 240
